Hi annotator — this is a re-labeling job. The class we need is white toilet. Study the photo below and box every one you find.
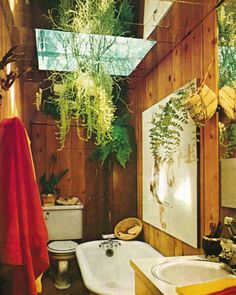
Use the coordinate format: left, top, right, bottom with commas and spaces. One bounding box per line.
43, 203, 83, 289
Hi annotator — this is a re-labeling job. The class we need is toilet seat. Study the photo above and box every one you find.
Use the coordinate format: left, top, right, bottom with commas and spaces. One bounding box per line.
48, 241, 78, 254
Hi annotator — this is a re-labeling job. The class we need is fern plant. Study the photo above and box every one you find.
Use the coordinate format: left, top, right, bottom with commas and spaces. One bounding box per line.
90, 112, 135, 167
149, 89, 190, 163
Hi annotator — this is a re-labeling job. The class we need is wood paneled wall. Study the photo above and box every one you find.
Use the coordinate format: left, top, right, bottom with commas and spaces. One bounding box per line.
30, 110, 137, 241
0, 0, 137, 242
30, 114, 106, 241
0, 0, 33, 130
133, 0, 219, 256
2, 0, 234, 252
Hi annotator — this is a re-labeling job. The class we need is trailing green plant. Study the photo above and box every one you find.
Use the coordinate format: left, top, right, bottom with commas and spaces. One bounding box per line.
50, 66, 116, 146
218, 2, 236, 88
218, 2, 236, 157
219, 121, 236, 158
149, 87, 195, 163
38, 0, 135, 149
39, 169, 69, 195
90, 111, 135, 167
49, 0, 134, 36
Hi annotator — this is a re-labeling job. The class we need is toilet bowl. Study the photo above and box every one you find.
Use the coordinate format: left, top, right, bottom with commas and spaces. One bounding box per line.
43, 204, 83, 289
48, 240, 78, 289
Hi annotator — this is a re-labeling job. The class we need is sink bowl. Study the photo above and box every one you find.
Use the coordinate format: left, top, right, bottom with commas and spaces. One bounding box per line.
152, 258, 234, 286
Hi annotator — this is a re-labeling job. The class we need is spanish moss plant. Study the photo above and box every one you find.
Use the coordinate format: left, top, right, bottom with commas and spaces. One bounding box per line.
40, 0, 134, 149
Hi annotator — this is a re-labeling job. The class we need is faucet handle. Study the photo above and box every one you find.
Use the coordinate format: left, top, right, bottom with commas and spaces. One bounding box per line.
220, 239, 233, 261
224, 216, 235, 225
101, 233, 116, 239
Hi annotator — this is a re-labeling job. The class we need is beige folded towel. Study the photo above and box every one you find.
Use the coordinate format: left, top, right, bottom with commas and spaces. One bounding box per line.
127, 225, 142, 235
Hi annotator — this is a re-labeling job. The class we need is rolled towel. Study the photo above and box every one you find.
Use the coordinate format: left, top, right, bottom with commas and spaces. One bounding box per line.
127, 224, 141, 235
117, 232, 133, 239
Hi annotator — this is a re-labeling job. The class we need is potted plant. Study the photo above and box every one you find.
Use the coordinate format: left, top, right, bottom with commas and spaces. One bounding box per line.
39, 169, 69, 206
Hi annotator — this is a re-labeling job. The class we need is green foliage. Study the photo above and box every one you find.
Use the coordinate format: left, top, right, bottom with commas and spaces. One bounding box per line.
149, 89, 190, 163
41, 88, 60, 119
51, 0, 134, 36
218, 3, 236, 88
219, 122, 236, 158
115, 0, 134, 36
39, 169, 69, 195
43, 0, 134, 149
90, 112, 135, 167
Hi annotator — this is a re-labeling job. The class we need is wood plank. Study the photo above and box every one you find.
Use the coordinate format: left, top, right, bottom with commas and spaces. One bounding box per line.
160, 231, 175, 256
30, 124, 46, 187
45, 125, 59, 176
202, 6, 219, 236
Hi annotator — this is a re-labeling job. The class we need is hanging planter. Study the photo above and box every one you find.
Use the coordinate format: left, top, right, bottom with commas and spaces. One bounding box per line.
35, 0, 155, 157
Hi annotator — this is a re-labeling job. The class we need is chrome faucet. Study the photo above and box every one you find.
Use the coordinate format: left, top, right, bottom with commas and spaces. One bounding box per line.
99, 239, 121, 250
224, 216, 236, 242
219, 217, 236, 275
99, 235, 121, 257
219, 238, 236, 275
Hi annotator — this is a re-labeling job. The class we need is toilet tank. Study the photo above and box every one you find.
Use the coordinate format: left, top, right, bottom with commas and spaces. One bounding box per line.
42, 203, 84, 241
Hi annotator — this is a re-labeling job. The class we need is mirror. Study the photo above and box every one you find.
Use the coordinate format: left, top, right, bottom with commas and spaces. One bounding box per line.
218, 0, 236, 208
136, 0, 217, 77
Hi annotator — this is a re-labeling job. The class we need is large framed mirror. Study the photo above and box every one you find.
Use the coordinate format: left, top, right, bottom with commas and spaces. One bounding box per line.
218, 0, 236, 208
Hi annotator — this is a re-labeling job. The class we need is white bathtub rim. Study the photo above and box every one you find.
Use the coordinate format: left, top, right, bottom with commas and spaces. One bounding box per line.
76, 240, 163, 295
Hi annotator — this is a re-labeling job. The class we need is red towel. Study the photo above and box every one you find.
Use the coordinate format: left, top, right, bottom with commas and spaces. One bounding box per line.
0, 117, 49, 295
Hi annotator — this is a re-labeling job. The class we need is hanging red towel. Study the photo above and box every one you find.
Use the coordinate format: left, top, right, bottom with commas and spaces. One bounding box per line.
0, 117, 49, 295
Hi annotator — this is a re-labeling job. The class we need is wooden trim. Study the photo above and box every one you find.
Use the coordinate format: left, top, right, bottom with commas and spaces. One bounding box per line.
131, 261, 163, 295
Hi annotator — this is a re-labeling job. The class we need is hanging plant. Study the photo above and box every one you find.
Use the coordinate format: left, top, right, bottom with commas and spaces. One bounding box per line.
52, 67, 115, 146
37, 0, 135, 149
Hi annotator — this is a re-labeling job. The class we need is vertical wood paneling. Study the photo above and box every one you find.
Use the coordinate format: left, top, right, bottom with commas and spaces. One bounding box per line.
30, 121, 107, 241
201, 6, 219, 235
137, 78, 146, 219
30, 124, 46, 187
0, 0, 32, 125
135, 1, 218, 256
45, 125, 59, 174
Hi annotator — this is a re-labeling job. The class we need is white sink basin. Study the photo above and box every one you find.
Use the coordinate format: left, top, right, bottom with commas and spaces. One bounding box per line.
151, 258, 234, 286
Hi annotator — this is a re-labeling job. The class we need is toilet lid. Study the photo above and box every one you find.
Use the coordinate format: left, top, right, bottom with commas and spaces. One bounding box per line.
48, 241, 78, 253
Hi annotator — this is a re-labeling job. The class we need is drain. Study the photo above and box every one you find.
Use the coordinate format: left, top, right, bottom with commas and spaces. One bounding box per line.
106, 249, 114, 257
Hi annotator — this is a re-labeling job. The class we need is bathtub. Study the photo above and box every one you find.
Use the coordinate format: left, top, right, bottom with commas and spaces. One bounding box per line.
76, 240, 163, 295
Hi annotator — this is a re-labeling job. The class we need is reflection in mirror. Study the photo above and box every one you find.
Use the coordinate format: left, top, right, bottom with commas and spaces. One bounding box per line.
218, 0, 236, 208
138, 0, 217, 76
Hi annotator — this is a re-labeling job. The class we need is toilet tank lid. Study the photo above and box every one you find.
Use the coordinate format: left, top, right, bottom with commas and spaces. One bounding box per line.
48, 240, 78, 252
42, 204, 84, 210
